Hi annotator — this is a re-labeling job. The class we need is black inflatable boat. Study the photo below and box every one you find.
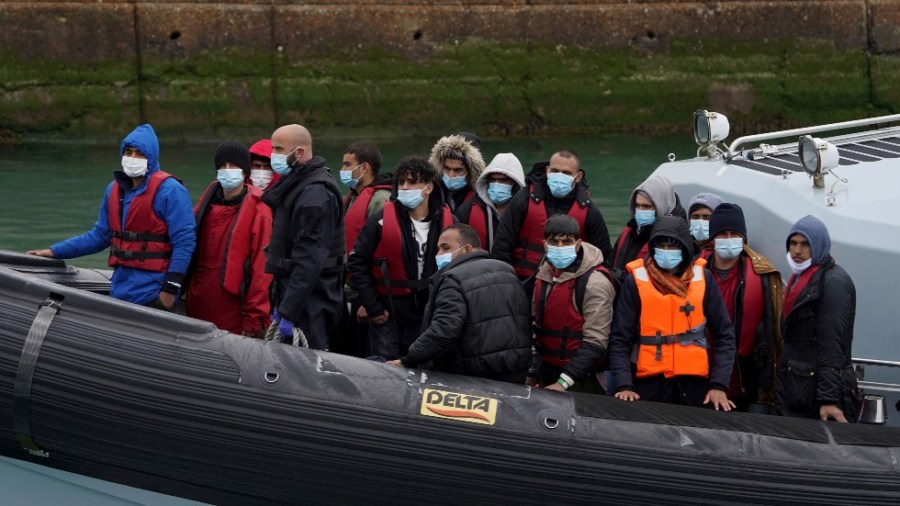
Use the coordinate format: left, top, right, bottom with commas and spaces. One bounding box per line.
1, 253, 899, 505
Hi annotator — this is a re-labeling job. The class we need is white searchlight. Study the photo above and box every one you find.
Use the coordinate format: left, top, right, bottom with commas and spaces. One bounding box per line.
798, 135, 840, 188
693, 110, 730, 158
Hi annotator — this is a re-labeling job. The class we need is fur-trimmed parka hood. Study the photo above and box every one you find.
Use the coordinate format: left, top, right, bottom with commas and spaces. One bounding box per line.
429, 134, 485, 189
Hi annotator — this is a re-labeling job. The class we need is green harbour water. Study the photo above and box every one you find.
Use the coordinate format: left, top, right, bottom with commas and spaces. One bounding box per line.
0, 133, 694, 268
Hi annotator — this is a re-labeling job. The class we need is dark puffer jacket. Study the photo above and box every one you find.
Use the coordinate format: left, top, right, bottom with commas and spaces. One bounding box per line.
777, 257, 859, 421
401, 251, 532, 383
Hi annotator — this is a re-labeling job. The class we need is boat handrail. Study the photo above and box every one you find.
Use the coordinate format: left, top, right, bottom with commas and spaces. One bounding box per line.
857, 381, 900, 394
853, 358, 900, 394
853, 358, 900, 368
727, 113, 900, 155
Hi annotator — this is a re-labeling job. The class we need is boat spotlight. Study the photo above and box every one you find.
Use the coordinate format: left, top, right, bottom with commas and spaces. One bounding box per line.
798, 135, 843, 190
693, 110, 730, 157
798, 135, 839, 176
693, 110, 730, 146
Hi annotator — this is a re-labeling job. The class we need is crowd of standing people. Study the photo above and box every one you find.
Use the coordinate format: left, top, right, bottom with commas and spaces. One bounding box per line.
27, 123, 862, 423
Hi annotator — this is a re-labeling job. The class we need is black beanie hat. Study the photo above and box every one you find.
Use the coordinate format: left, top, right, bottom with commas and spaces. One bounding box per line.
456, 132, 483, 153
214, 141, 251, 176
709, 203, 747, 240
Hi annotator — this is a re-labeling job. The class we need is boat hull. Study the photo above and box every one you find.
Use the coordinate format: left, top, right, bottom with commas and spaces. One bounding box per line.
1, 266, 899, 505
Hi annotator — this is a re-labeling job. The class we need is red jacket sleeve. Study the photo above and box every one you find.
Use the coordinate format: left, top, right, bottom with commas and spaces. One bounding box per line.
242, 201, 273, 334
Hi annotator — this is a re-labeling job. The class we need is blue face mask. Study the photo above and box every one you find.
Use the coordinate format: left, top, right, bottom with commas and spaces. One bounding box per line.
397, 187, 426, 209
547, 172, 575, 198
690, 219, 710, 241
270, 152, 293, 176
546, 244, 578, 269
654, 248, 683, 270
715, 237, 744, 260
340, 163, 362, 189
217, 168, 245, 191
435, 246, 464, 271
634, 209, 656, 228
442, 173, 468, 192
487, 182, 513, 204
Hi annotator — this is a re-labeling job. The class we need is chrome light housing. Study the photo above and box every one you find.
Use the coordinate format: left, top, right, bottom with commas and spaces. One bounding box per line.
798, 135, 839, 176
693, 110, 730, 147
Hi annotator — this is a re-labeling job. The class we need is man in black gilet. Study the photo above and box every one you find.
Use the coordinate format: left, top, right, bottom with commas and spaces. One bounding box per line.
263, 124, 345, 350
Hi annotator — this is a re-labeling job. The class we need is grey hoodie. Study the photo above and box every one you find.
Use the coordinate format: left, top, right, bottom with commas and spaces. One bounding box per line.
630, 175, 677, 218
785, 215, 831, 266
475, 152, 527, 212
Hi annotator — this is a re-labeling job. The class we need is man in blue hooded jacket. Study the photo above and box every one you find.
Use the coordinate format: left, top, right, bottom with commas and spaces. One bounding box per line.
777, 215, 860, 423
28, 124, 196, 310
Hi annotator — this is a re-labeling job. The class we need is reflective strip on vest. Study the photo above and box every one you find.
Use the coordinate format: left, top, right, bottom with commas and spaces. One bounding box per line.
629, 258, 710, 379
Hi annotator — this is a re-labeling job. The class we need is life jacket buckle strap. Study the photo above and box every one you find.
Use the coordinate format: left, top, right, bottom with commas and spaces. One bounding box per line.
113, 230, 169, 242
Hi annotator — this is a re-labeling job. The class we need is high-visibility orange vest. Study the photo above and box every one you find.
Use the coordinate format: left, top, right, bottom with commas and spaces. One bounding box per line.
626, 258, 710, 379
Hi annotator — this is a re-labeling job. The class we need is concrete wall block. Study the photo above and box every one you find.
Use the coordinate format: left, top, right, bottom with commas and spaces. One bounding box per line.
870, 54, 900, 107
138, 3, 272, 75
0, 3, 135, 64
0, 84, 140, 134
269, 1, 867, 62
870, 0, 900, 53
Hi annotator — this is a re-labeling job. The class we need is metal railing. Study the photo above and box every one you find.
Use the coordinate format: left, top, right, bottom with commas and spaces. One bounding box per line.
853, 358, 900, 394
727, 114, 900, 156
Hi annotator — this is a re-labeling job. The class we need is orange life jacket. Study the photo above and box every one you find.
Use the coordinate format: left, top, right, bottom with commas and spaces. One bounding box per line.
627, 258, 710, 379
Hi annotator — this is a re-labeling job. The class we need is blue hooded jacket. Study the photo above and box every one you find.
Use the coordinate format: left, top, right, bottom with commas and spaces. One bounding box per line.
50, 124, 196, 305
785, 215, 830, 266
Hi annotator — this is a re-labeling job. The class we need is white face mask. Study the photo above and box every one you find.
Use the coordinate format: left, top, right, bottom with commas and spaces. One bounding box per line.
121, 155, 148, 178
786, 251, 813, 276
250, 169, 274, 189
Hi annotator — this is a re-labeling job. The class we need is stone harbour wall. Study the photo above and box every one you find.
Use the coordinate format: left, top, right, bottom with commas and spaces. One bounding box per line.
1, 0, 900, 142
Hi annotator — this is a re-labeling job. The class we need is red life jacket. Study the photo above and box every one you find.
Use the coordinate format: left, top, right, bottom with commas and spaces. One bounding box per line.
372, 201, 454, 297
344, 183, 392, 257
194, 182, 269, 297
783, 266, 821, 317
457, 198, 490, 251
459, 188, 476, 207
513, 184, 589, 278
702, 251, 765, 358
533, 265, 614, 368
612, 225, 649, 271
107, 171, 173, 271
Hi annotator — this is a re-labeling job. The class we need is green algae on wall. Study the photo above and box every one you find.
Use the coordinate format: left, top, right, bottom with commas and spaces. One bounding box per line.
0, 37, 893, 142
